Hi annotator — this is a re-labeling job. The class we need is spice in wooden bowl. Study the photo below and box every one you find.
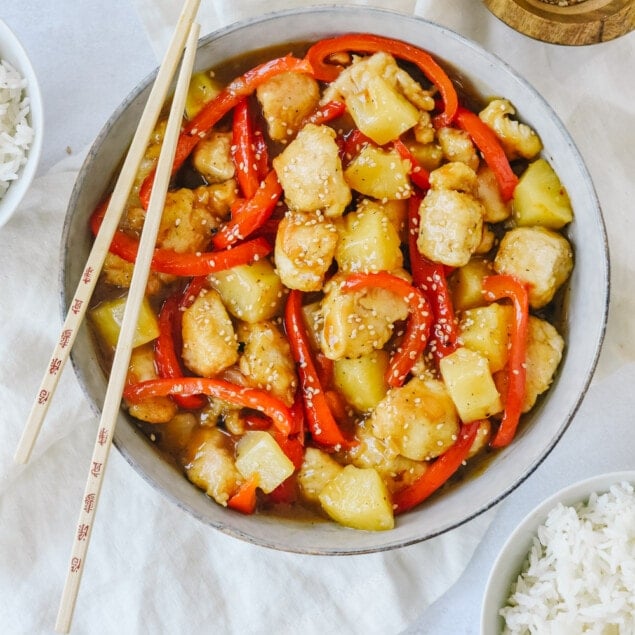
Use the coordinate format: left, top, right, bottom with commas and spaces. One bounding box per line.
484, 0, 634, 45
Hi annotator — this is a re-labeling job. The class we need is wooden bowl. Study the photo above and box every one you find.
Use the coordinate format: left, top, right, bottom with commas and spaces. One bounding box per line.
484, 0, 634, 45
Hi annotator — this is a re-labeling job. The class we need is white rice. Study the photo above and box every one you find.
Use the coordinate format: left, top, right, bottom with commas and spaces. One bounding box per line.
501, 481, 635, 634
0, 58, 34, 199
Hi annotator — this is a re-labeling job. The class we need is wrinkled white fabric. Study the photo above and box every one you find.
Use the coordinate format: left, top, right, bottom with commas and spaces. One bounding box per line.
0, 153, 493, 634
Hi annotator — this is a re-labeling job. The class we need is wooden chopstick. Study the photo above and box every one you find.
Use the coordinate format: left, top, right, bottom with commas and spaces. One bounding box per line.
54, 21, 202, 634
14, 0, 201, 465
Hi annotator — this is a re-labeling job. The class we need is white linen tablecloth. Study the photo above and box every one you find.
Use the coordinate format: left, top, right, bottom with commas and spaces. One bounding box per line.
1, 1, 633, 633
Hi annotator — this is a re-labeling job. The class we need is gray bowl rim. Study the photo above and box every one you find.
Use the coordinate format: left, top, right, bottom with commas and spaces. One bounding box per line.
60, 5, 610, 555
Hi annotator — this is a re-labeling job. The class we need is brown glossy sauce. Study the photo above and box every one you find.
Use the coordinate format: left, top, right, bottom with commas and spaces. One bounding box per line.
88, 39, 570, 524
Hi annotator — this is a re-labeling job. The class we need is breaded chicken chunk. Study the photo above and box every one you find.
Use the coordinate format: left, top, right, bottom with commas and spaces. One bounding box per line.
494, 227, 573, 309
256, 71, 320, 141
181, 289, 239, 377
273, 124, 351, 218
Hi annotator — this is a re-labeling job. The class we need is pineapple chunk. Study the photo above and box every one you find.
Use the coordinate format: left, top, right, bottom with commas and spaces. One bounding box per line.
360, 198, 409, 241
449, 258, 494, 311
346, 75, 419, 145
344, 146, 412, 200
319, 465, 394, 531
458, 303, 513, 373
185, 72, 221, 119
335, 206, 403, 273
439, 347, 502, 422
333, 350, 390, 412
235, 431, 294, 494
297, 447, 344, 505
210, 259, 285, 323
90, 295, 159, 351
512, 159, 573, 229
404, 139, 443, 172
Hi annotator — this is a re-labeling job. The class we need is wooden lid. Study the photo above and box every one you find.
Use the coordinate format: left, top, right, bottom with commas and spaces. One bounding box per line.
484, 0, 634, 45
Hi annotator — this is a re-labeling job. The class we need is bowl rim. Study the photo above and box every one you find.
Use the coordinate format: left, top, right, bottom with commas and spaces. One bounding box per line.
0, 18, 44, 229
481, 469, 635, 633
60, 5, 610, 554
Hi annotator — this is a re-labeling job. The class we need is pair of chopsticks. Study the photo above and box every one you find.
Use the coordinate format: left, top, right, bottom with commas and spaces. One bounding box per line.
13, 0, 202, 631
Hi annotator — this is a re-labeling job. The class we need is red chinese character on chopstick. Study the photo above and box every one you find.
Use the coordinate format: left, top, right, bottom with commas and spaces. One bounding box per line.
83, 493, 95, 513
71, 299, 83, 315
48, 358, 62, 375
59, 329, 73, 348
90, 462, 102, 478
70, 557, 82, 573
97, 428, 109, 446
82, 266, 94, 284
77, 523, 89, 541
37, 389, 50, 405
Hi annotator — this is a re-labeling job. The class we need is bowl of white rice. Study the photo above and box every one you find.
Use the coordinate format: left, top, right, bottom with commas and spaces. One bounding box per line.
0, 18, 42, 228
482, 470, 635, 634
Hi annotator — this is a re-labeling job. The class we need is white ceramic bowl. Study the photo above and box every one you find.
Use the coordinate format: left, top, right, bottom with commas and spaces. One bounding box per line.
481, 470, 635, 634
0, 19, 43, 228
61, 7, 609, 554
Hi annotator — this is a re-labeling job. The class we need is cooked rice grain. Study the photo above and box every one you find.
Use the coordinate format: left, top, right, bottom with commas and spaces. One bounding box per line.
0, 59, 34, 198
501, 481, 635, 634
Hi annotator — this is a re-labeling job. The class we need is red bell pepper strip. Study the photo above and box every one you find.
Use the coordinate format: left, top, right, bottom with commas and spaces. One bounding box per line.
341, 128, 373, 161
90, 200, 272, 276
324, 389, 348, 424
253, 129, 269, 181
243, 413, 273, 431
231, 99, 260, 199
123, 377, 294, 436
227, 475, 259, 514
211, 170, 282, 249
455, 106, 518, 202
407, 195, 427, 287
178, 275, 207, 310
482, 275, 529, 448
290, 388, 306, 443
393, 139, 430, 191
273, 429, 305, 470
340, 272, 433, 388
155, 292, 207, 410
305, 34, 458, 128
267, 476, 296, 505
301, 100, 346, 126
284, 290, 353, 449
112, 231, 270, 277
313, 350, 334, 389
266, 429, 305, 505
407, 198, 458, 360
139, 55, 313, 208
392, 420, 480, 514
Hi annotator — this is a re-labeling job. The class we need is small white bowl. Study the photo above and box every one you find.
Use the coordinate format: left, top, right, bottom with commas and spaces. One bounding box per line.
481, 470, 635, 634
0, 19, 43, 229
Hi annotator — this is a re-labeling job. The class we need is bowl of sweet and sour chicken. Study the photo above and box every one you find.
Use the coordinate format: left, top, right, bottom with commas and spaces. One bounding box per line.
61, 7, 608, 554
